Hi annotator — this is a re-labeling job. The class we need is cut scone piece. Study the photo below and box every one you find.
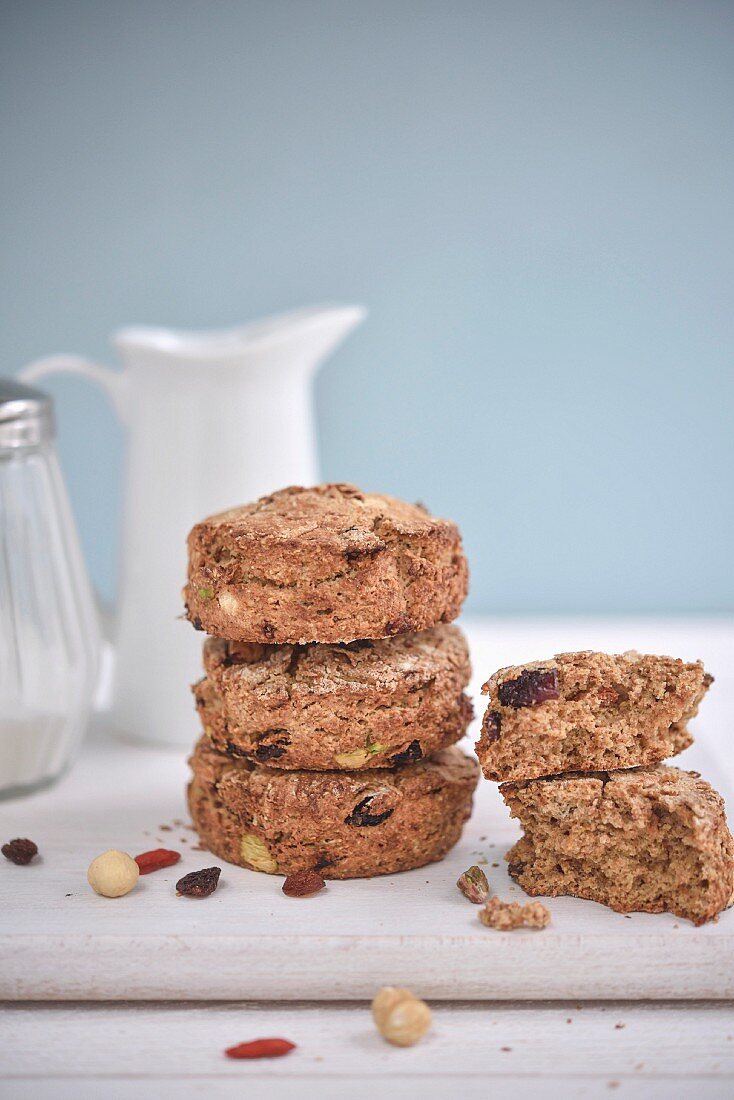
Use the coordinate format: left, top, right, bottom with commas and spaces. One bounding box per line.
188, 737, 479, 879
184, 483, 468, 644
194, 625, 473, 770
501, 765, 734, 925
477, 650, 711, 782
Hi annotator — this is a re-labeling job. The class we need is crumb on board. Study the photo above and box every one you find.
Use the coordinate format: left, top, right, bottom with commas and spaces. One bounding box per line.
479, 897, 550, 930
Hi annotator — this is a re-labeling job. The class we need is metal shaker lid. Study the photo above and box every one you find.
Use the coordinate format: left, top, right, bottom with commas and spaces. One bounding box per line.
0, 378, 55, 449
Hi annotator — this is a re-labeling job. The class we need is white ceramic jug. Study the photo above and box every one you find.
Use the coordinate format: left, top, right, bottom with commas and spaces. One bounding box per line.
20, 305, 366, 746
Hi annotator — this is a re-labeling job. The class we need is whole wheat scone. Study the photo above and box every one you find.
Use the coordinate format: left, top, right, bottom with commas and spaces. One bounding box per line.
184, 483, 468, 643
501, 765, 734, 925
188, 736, 479, 879
194, 625, 473, 771
477, 651, 711, 782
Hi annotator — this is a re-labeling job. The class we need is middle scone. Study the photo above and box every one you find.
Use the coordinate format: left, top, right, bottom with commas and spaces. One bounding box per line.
194, 624, 473, 770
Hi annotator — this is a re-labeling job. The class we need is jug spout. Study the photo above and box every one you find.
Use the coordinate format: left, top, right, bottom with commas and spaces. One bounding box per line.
114, 304, 366, 376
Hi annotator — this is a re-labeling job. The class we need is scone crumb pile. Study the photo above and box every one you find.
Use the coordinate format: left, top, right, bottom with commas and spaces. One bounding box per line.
184, 484, 478, 880
479, 897, 551, 930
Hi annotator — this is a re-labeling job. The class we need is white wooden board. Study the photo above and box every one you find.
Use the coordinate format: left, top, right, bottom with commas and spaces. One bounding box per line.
1, 617, 733, 1002
3, 1000, 734, 1098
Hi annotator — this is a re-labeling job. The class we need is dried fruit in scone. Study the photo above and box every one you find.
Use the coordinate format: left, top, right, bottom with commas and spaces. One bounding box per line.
184, 483, 468, 644
476, 650, 711, 782
500, 765, 734, 926
194, 625, 472, 771
187, 737, 479, 880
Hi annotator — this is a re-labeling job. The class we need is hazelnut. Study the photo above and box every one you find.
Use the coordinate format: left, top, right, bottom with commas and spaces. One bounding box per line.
240, 833, 278, 873
371, 986, 432, 1047
87, 849, 139, 897
217, 591, 239, 615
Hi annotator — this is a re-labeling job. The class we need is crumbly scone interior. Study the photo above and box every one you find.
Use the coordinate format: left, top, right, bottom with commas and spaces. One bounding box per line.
502, 767, 734, 924
478, 651, 710, 781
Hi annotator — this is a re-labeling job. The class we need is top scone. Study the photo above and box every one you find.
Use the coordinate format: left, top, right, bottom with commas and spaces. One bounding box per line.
184, 483, 468, 643
476, 650, 712, 782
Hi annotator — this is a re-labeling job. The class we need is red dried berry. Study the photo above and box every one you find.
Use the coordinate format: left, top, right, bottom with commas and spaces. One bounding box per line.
2, 838, 38, 865
282, 870, 325, 897
498, 668, 559, 709
225, 1038, 296, 1059
134, 849, 181, 875
176, 866, 221, 897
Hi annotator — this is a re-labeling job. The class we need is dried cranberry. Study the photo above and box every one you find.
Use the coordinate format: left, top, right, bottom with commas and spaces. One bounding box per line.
176, 866, 221, 897
345, 795, 394, 827
391, 740, 423, 767
498, 668, 559, 709
483, 711, 502, 743
2, 838, 38, 865
282, 870, 325, 897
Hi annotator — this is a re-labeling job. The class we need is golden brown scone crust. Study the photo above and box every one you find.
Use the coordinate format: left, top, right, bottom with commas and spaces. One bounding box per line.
184, 483, 468, 643
477, 650, 711, 782
194, 625, 473, 770
188, 737, 479, 879
501, 765, 734, 925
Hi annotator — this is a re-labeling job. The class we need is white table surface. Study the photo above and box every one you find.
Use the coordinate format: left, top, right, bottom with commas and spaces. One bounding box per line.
2, 616, 734, 1095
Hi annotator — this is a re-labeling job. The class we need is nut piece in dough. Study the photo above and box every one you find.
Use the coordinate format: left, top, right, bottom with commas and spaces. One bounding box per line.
87, 849, 140, 898
371, 986, 432, 1046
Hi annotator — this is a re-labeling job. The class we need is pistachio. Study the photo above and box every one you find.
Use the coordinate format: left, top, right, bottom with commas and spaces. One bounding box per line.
334, 749, 370, 768
197, 586, 214, 600
334, 740, 386, 768
240, 833, 278, 873
457, 864, 490, 904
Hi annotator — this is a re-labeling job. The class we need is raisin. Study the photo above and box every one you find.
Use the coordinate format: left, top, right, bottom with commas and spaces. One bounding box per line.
345, 796, 394, 827
498, 668, 559, 709
384, 616, 412, 636
483, 711, 502, 743
191, 615, 204, 632
2, 838, 38, 865
345, 543, 384, 562
282, 870, 325, 897
255, 743, 286, 762
262, 622, 276, 641
391, 740, 423, 767
176, 866, 221, 897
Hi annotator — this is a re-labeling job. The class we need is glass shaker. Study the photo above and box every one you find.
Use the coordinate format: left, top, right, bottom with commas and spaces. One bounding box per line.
0, 378, 100, 797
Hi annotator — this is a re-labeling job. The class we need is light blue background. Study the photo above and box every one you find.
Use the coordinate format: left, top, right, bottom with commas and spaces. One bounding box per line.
2, 0, 733, 613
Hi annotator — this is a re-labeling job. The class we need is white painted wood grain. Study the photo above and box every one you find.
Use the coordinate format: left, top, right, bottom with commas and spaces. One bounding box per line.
1, 618, 733, 1002
1, 1000, 733, 1099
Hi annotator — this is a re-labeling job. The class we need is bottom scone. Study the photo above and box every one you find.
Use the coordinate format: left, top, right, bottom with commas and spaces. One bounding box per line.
188, 737, 479, 879
501, 765, 734, 925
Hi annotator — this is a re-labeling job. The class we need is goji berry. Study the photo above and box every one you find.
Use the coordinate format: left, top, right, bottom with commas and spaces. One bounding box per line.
134, 849, 181, 874
225, 1038, 296, 1059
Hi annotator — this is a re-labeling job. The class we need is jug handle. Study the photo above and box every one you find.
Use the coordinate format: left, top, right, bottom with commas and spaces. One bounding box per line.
17, 354, 128, 711
18, 355, 128, 423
